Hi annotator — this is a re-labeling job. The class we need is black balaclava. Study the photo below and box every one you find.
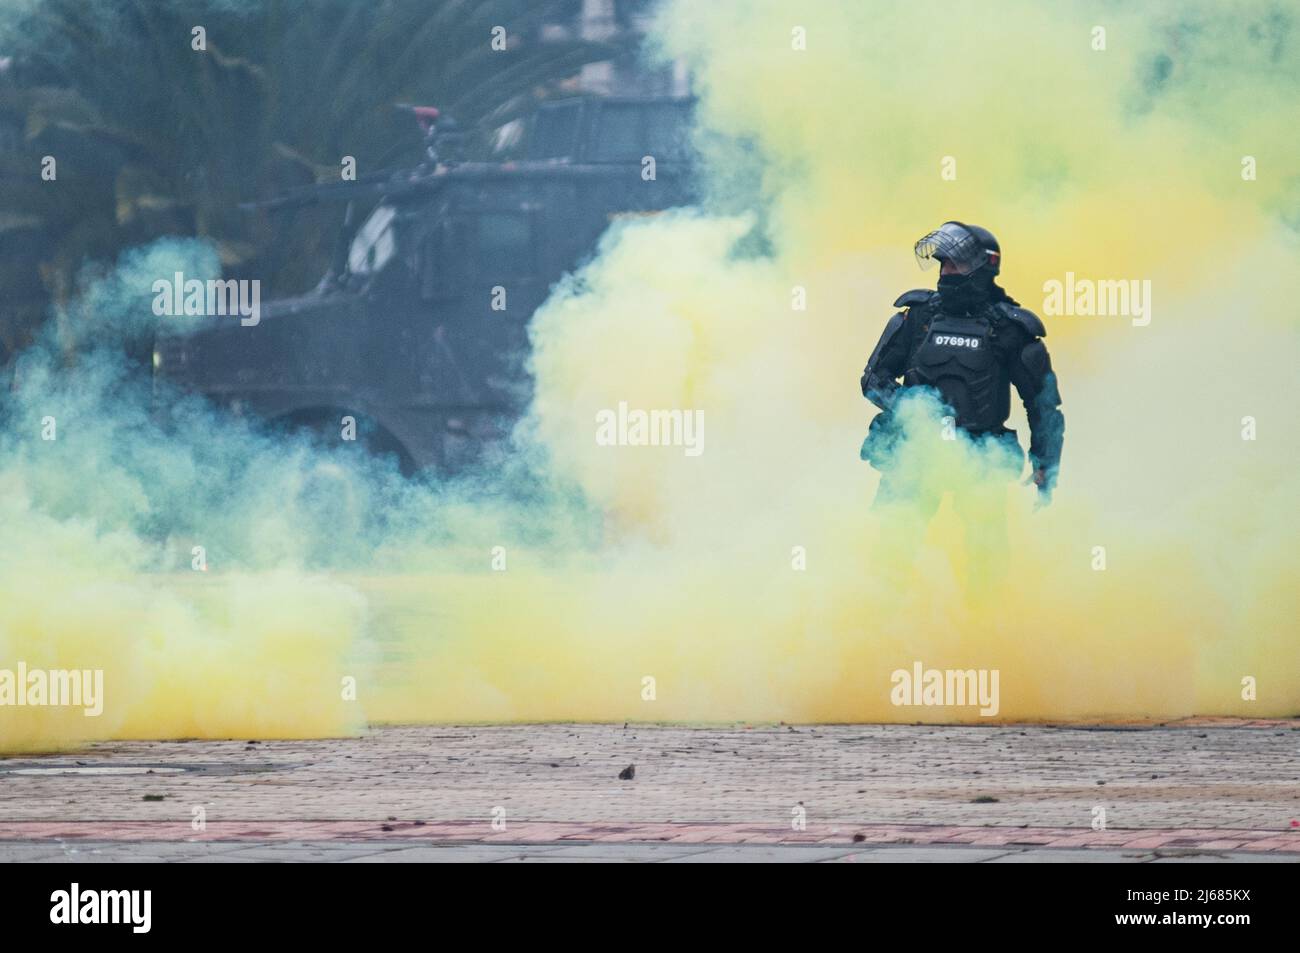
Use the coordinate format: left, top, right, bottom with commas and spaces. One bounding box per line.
936, 265, 996, 315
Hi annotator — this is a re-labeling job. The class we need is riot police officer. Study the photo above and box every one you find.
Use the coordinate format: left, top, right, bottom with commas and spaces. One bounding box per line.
861, 221, 1064, 505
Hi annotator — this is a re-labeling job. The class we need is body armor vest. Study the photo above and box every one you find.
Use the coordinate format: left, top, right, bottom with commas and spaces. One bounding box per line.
903, 307, 1010, 433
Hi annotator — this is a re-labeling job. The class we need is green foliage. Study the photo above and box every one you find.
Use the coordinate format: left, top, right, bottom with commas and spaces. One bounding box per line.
0, 0, 618, 353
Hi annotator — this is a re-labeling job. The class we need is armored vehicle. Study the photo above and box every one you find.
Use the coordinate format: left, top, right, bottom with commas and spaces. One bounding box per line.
153, 97, 695, 472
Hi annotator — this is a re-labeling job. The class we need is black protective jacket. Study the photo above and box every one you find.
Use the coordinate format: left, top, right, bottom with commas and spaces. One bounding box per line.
861, 288, 1064, 485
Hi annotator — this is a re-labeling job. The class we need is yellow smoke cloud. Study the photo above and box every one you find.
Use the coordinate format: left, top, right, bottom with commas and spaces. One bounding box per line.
392, 0, 1300, 723
3, 0, 1297, 751
0, 475, 368, 752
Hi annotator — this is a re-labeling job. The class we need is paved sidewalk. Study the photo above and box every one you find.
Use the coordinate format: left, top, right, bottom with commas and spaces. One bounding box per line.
2, 721, 1297, 861
3, 840, 1297, 863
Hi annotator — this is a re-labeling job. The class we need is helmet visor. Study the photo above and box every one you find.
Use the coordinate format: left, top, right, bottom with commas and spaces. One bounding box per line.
914, 222, 988, 275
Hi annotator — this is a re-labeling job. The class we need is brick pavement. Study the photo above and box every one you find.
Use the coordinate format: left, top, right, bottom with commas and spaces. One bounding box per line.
1, 721, 1297, 859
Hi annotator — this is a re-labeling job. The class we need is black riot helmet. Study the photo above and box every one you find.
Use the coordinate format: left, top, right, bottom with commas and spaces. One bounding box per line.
914, 221, 1001, 276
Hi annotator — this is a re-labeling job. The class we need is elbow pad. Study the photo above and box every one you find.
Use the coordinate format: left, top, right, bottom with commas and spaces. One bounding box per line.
863, 311, 906, 408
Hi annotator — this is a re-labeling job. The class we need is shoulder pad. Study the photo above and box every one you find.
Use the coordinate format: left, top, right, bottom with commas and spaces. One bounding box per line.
893, 289, 936, 309
996, 302, 1046, 337
866, 310, 906, 369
